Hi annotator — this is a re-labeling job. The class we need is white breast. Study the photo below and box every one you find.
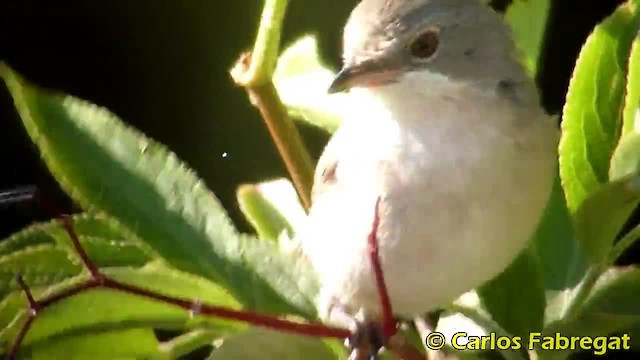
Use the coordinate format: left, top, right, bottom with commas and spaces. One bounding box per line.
300, 72, 557, 323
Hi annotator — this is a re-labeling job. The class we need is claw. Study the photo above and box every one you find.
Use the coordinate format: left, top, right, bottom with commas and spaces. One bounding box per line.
346, 319, 385, 360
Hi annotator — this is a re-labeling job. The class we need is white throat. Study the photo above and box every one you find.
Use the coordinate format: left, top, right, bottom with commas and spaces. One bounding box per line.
345, 70, 508, 127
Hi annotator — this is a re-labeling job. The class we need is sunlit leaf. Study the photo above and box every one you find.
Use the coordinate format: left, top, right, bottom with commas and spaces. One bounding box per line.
237, 178, 304, 242
504, 0, 551, 75
274, 35, 347, 134
621, 26, 640, 136
573, 174, 640, 264
559, 1, 640, 213
1, 65, 319, 317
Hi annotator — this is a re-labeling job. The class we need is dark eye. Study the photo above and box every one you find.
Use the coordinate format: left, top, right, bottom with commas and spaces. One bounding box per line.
409, 30, 439, 59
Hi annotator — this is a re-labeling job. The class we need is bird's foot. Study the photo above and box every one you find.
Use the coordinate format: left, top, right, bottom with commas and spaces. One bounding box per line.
343, 310, 386, 360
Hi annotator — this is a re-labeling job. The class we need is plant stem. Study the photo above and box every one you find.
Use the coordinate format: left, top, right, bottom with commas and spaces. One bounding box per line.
608, 221, 640, 264
246, 83, 314, 210
560, 222, 640, 322
231, 0, 288, 87
156, 328, 219, 359
558, 265, 603, 321
230, 0, 314, 210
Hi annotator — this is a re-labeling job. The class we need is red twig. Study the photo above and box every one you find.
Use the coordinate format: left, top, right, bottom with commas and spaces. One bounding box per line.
8, 196, 410, 359
368, 198, 397, 339
6, 216, 350, 359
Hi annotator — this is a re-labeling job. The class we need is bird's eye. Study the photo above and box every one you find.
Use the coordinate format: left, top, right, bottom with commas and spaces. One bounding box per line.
409, 29, 439, 59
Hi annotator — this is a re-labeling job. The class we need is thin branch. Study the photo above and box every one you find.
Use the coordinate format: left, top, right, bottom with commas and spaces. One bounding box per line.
230, 0, 314, 210
559, 221, 640, 324
230, 0, 289, 87
608, 221, 640, 264
368, 197, 397, 339
6, 216, 350, 359
245, 82, 314, 210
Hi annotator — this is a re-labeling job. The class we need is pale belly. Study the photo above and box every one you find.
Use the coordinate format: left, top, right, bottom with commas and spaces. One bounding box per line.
300, 100, 556, 323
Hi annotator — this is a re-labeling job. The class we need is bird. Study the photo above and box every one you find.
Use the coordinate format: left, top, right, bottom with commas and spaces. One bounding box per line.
296, 0, 558, 355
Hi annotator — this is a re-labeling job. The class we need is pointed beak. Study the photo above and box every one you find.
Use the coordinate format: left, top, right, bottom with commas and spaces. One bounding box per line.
328, 61, 402, 94
328, 66, 361, 94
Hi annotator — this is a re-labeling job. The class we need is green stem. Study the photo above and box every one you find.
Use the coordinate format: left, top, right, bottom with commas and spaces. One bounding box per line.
247, 83, 314, 209
156, 328, 219, 359
446, 304, 526, 360
231, 0, 289, 86
230, 0, 314, 210
608, 221, 640, 264
561, 222, 640, 322
558, 265, 603, 321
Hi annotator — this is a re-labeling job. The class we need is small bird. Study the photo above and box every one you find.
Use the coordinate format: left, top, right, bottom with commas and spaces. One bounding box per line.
298, 0, 557, 354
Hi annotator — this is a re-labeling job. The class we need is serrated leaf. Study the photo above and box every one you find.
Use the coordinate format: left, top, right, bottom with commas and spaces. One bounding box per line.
208, 327, 342, 360
0, 245, 81, 299
559, 1, 640, 213
573, 174, 640, 264
0, 218, 151, 299
504, 0, 551, 76
24, 328, 160, 360
0, 213, 135, 258
622, 26, 640, 136
1, 66, 319, 317
477, 247, 545, 339
274, 35, 347, 133
1, 264, 243, 353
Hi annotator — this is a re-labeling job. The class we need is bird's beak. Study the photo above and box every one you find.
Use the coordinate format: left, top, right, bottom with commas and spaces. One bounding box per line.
328, 61, 401, 94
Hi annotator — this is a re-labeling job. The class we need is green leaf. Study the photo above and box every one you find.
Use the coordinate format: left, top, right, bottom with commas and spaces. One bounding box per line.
237, 180, 298, 242
0, 245, 81, 299
274, 35, 347, 133
530, 175, 589, 325
1, 66, 318, 317
208, 327, 343, 360
583, 266, 640, 316
548, 266, 640, 344
0, 216, 151, 298
504, 0, 551, 76
559, 1, 640, 213
0, 264, 243, 352
611, 129, 640, 181
573, 174, 640, 264
622, 25, 640, 136
24, 328, 160, 360
477, 247, 545, 339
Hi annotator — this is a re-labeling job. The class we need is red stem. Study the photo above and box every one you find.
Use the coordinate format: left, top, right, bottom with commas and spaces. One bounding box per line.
368, 198, 397, 339
8, 196, 405, 359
